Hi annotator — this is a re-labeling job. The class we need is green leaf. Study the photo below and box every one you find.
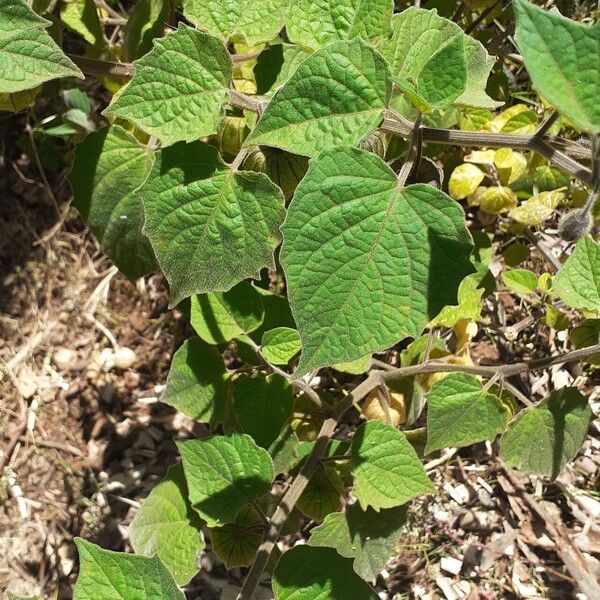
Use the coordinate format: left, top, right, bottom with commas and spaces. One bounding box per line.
246, 40, 392, 157
296, 465, 345, 521
513, 0, 600, 132
287, 0, 393, 50
129, 464, 204, 585
379, 7, 500, 110
209, 505, 264, 568
502, 268, 539, 295
161, 337, 230, 426
350, 421, 433, 511
254, 43, 310, 95
425, 374, 509, 454
182, 0, 287, 46
60, 0, 103, 46
572, 319, 600, 350
124, 0, 171, 60
0, 0, 83, 93
273, 546, 379, 600
281, 147, 473, 377
190, 282, 264, 345
138, 141, 285, 306
500, 387, 591, 479
74, 539, 184, 600
431, 276, 483, 328
233, 374, 294, 448
104, 24, 232, 146
70, 126, 156, 281
261, 327, 302, 365
7, 595, 41, 600
269, 427, 302, 474
554, 238, 600, 313
310, 504, 406, 582
333, 355, 371, 375
178, 433, 274, 526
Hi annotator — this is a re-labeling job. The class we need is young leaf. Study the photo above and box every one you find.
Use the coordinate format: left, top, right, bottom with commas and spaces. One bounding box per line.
182, 0, 287, 46
508, 190, 564, 226
287, 0, 393, 50
296, 465, 345, 521
209, 505, 264, 568
233, 374, 294, 448
379, 7, 500, 110
280, 147, 473, 376
513, 0, 600, 133
449, 163, 486, 200
74, 539, 184, 600
425, 373, 509, 454
0, 0, 83, 93
69, 126, 156, 281
350, 421, 433, 511
310, 504, 407, 582
273, 546, 379, 600
502, 268, 539, 295
161, 337, 230, 426
104, 24, 232, 146
261, 327, 302, 365
138, 141, 285, 306
245, 40, 392, 157
129, 464, 204, 585
430, 276, 483, 328
553, 238, 600, 313
178, 433, 274, 526
190, 282, 264, 345
500, 387, 591, 478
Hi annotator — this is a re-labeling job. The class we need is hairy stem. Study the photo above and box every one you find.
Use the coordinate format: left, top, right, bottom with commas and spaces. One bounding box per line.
67, 55, 593, 185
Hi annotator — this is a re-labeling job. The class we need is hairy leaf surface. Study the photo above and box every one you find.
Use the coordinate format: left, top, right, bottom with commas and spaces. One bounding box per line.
138, 141, 285, 305
246, 40, 392, 157
74, 539, 184, 600
104, 25, 232, 146
178, 433, 274, 526
281, 147, 473, 376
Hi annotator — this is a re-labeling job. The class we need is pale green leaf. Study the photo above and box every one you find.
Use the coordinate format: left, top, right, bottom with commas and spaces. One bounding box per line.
287, 0, 393, 50
183, 0, 287, 46
161, 337, 230, 426
425, 373, 509, 454
60, 0, 103, 46
7, 595, 41, 600
449, 163, 485, 200
379, 7, 500, 110
309, 504, 406, 582
553, 238, 600, 313
514, 0, 600, 133
502, 268, 539, 295
332, 355, 371, 375
70, 126, 156, 281
351, 421, 433, 511
209, 506, 263, 568
246, 40, 392, 157
74, 539, 184, 600
178, 433, 274, 526
273, 545, 378, 600
129, 464, 204, 585
0, 0, 83, 93
233, 374, 294, 448
431, 276, 483, 328
280, 147, 473, 377
508, 190, 564, 226
500, 387, 592, 478
104, 24, 232, 146
261, 327, 302, 365
191, 282, 264, 345
138, 141, 285, 306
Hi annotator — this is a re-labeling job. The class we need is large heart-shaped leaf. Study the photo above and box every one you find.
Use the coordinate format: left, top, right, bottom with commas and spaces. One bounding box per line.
280, 146, 473, 376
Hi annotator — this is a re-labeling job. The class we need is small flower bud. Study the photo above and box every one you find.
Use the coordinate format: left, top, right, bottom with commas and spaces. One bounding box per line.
558, 208, 592, 242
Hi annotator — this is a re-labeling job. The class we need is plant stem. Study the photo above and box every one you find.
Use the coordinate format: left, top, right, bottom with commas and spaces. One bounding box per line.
66, 55, 593, 185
